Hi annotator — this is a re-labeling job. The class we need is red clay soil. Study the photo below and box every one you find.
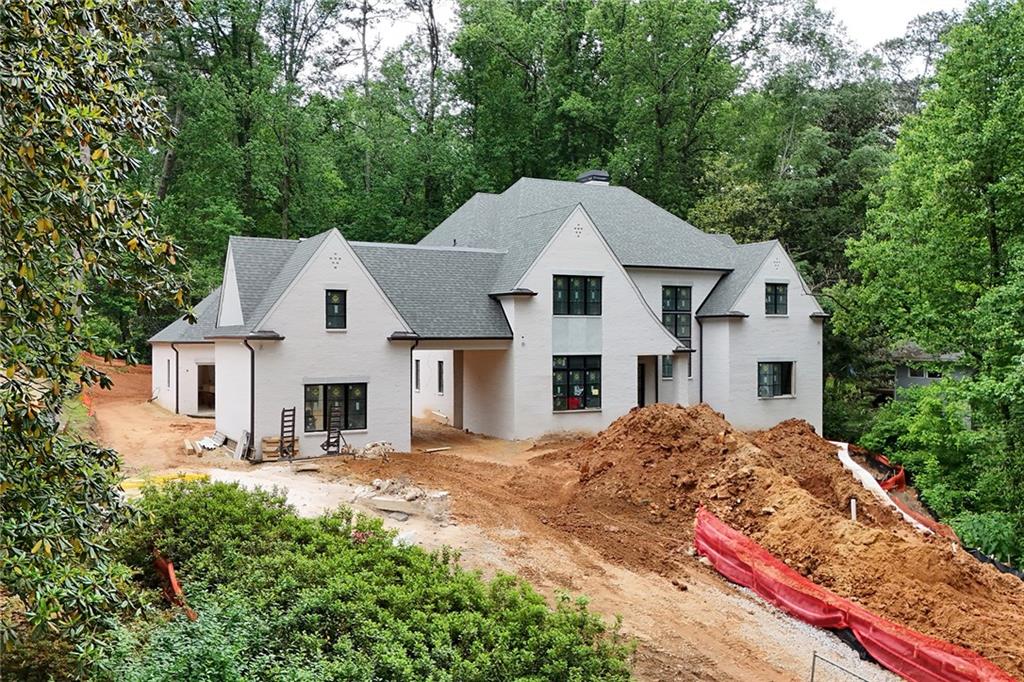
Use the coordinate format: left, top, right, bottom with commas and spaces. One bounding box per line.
543, 404, 1024, 679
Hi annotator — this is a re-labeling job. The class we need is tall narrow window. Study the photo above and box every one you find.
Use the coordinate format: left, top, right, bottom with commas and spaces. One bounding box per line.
303, 383, 367, 431
326, 289, 347, 329
553, 356, 601, 411
765, 283, 788, 315
662, 285, 692, 347
414, 359, 421, 391
553, 276, 601, 315
757, 362, 794, 397
661, 355, 673, 379
437, 360, 444, 394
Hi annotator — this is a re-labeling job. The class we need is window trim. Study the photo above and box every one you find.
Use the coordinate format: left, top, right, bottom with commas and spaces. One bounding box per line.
553, 355, 602, 412
325, 289, 347, 330
764, 282, 788, 316
303, 382, 368, 433
553, 275, 602, 316
757, 361, 795, 399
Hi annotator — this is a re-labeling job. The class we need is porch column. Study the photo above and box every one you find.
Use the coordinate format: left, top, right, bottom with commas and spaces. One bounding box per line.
453, 350, 464, 430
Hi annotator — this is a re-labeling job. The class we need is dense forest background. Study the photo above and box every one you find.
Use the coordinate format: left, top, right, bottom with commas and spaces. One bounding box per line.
100, 0, 941, 351
92, 0, 1022, 562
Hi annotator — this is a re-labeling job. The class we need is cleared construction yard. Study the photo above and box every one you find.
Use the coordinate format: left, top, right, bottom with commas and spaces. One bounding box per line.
90, 363, 1024, 681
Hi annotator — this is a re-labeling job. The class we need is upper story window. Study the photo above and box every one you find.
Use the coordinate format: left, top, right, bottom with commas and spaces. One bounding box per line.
553, 275, 601, 316
661, 285, 691, 346
326, 289, 347, 329
765, 283, 788, 315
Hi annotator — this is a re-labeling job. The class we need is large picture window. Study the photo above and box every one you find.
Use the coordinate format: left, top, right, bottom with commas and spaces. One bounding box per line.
553, 275, 602, 315
304, 383, 367, 431
326, 289, 347, 329
757, 362, 793, 398
553, 355, 601, 411
765, 283, 788, 315
662, 285, 692, 346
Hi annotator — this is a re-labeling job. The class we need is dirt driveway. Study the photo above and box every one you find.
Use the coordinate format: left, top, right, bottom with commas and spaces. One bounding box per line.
89, 363, 894, 682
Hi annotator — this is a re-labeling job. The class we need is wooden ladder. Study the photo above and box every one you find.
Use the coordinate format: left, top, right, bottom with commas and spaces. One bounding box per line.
279, 407, 297, 459
321, 403, 348, 456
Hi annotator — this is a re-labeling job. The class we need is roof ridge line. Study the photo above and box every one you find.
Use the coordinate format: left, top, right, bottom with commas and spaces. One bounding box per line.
512, 203, 579, 220
351, 241, 508, 255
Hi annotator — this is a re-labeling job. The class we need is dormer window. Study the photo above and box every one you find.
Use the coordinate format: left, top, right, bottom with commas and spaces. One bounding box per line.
553, 276, 601, 315
326, 290, 347, 329
765, 283, 788, 315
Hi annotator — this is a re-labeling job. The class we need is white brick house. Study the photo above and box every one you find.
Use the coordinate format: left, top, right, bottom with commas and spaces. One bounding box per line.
151, 173, 825, 458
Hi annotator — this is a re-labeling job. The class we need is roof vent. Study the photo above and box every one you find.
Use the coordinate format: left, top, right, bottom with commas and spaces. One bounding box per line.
576, 169, 610, 186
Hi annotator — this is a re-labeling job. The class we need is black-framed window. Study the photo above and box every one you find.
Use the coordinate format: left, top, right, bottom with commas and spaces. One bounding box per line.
414, 359, 421, 390
661, 285, 691, 346
437, 360, 444, 394
757, 362, 793, 397
553, 275, 601, 315
326, 289, 347, 329
166, 358, 171, 387
661, 355, 673, 378
765, 283, 788, 315
553, 355, 601, 411
304, 383, 367, 431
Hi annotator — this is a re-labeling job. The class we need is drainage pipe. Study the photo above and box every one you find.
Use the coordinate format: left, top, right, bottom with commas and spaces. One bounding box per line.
243, 339, 255, 458
171, 342, 181, 414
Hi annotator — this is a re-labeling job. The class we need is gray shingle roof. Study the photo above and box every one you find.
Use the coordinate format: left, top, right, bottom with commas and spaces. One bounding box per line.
696, 241, 776, 318
220, 232, 331, 333
419, 177, 735, 272
149, 286, 222, 343
351, 242, 512, 338
152, 177, 819, 345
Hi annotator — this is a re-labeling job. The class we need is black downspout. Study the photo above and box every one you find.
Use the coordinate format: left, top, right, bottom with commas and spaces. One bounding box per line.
243, 339, 255, 456
171, 342, 180, 414
696, 318, 704, 403
409, 338, 420, 447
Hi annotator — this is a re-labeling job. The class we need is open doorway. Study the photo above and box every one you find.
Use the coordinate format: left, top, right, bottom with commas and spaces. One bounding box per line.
637, 362, 646, 407
197, 363, 215, 412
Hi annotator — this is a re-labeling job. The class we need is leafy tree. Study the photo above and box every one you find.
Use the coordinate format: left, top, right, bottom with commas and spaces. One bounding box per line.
838, 0, 1024, 562
0, 0, 185, 658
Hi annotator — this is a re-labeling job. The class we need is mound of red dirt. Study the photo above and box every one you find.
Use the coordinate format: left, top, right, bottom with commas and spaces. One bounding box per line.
542, 404, 1024, 679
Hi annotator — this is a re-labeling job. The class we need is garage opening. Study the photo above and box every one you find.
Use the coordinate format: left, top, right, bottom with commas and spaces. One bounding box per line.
197, 363, 215, 414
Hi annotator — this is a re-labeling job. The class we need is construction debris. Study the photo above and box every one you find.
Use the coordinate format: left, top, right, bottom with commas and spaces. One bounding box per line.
363, 477, 450, 521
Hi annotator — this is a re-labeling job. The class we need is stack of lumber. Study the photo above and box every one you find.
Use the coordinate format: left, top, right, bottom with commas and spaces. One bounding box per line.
260, 435, 299, 461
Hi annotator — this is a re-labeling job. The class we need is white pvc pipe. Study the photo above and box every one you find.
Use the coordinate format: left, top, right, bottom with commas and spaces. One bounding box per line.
829, 440, 933, 535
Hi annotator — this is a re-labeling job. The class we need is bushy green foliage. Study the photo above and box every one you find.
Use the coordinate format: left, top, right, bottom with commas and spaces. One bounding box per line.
0, 0, 185, 656
860, 382, 1023, 565
101, 482, 633, 681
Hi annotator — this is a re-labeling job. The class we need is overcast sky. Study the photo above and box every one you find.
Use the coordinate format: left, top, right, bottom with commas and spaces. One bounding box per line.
814, 0, 967, 49
376, 0, 971, 64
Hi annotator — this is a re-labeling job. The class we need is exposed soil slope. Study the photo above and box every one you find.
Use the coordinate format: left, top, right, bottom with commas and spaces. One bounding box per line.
543, 404, 1024, 679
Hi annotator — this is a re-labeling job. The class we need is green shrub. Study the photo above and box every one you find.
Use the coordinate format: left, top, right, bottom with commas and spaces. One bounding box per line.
102, 482, 633, 681
861, 381, 1024, 565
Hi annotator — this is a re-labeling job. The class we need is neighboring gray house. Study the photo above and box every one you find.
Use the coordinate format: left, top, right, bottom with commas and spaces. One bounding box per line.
151, 173, 826, 458
892, 342, 966, 392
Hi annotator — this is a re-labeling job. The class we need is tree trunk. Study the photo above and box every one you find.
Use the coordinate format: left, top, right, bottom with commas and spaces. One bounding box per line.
156, 103, 184, 200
